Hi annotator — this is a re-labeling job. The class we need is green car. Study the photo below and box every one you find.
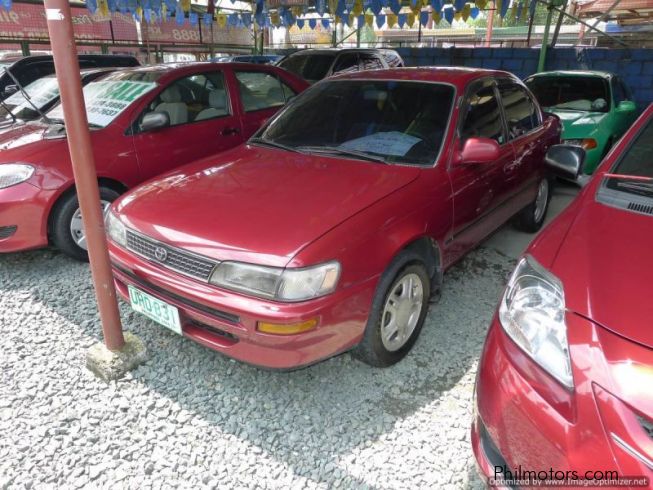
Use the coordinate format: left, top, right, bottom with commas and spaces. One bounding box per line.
525, 70, 638, 175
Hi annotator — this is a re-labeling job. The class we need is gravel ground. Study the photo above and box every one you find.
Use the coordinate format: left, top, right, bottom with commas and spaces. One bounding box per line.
0, 221, 540, 489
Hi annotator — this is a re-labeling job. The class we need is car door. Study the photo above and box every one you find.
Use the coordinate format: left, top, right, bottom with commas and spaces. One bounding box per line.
232, 68, 299, 139
611, 76, 637, 136
131, 69, 245, 182
496, 79, 546, 212
447, 78, 513, 259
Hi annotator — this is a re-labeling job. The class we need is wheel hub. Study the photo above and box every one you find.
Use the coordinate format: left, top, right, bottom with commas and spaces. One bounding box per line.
69, 200, 112, 251
380, 273, 424, 352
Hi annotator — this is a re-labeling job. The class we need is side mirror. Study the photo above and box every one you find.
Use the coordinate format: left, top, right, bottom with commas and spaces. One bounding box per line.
616, 100, 636, 114
545, 144, 585, 180
458, 137, 500, 165
140, 111, 170, 132
3, 84, 17, 96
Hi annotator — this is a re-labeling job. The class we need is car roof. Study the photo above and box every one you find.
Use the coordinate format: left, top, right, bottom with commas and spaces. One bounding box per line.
113, 61, 284, 83
286, 48, 396, 55
326, 66, 517, 87
527, 70, 614, 79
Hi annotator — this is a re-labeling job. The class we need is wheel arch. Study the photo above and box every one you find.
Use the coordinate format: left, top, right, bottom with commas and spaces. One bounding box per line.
394, 235, 444, 291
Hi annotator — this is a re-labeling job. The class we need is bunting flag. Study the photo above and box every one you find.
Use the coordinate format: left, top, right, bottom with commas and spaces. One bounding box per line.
365, 13, 374, 26
430, 0, 442, 12
470, 6, 479, 18
241, 12, 251, 26
516, 1, 523, 19
454, 11, 462, 20
500, 0, 510, 17
397, 13, 406, 27
217, 12, 227, 27
375, 13, 385, 27
180, 0, 190, 12
407, 12, 415, 26
443, 6, 454, 23
189, 11, 198, 24
386, 12, 397, 26
134, 5, 142, 21
296, 17, 304, 28
202, 12, 212, 24
144, 7, 151, 22
420, 10, 429, 25
454, 0, 465, 12
2, 0, 11, 10
98, 0, 109, 16
291, 6, 302, 16
432, 10, 441, 23
352, 0, 363, 15
321, 17, 330, 28
370, 0, 382, 14
475, 0, 487, 9
462, 3, 470, 20
175, 4, 184, 24
388, 0, 400, 14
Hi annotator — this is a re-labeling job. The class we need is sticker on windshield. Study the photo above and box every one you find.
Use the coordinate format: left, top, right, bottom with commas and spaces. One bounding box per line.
339, 131, 421, 157
49, 80, 156, 128
5, 78, 60, 108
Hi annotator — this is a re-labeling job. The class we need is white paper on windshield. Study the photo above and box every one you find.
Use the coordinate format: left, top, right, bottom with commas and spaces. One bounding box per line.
5, 77, 60, 108
339, 131, 421, 157
49, 80, 156, 127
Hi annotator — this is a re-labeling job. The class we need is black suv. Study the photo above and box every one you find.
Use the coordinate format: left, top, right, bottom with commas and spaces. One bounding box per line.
277, 48, 404, 84
0, 54, 139, 100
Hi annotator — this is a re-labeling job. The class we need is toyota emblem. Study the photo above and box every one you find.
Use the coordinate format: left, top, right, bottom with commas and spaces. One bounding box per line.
154, 246, 168, 262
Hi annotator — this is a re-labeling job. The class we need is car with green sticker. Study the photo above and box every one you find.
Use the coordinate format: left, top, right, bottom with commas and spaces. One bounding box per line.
525, 70, 638, 175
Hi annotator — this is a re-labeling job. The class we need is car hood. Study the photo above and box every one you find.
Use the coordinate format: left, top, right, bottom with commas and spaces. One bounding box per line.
552, 198, 653, 349
116, 145, 421, 267
551, 109, 607, 139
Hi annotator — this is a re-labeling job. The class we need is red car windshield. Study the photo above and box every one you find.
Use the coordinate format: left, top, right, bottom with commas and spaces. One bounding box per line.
256, 80, 455, 166
605, 118, 653, 197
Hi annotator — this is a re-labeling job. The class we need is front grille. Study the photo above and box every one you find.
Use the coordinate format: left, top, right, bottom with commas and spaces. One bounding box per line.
0, 225, 17, 239
126, 230, 218, 281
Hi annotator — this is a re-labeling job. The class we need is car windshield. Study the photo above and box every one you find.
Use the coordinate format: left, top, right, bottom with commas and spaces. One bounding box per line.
256, 80, 454, 165
1, 75, 60, 121
47, 71, 159, 127
526, 75, 610, 113
605, 118, 653, 198
278, 53, 336, 83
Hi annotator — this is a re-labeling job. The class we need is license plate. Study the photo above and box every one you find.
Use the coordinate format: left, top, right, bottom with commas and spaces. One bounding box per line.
128, 285, 182, 335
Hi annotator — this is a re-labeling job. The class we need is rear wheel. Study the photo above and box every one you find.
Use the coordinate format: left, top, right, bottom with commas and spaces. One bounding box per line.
51, 186, 120, 261
512, 177, 551, 233
353, 251, 431, 367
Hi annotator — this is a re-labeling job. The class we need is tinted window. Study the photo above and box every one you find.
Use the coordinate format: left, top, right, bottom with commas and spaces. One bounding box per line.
332, 54, 359, 75
235, 71, 295, 112
526, 75, 610, 113
462, 85, 505, 144
605, 119, 653, 197
257, 80, 454, 165
278, 53, 336, 83
498, 83, 538, 138
359, 54, 384, 71
380, 50, 404, 67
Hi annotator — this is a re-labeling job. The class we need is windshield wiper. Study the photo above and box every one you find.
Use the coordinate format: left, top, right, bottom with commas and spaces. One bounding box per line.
2, 67, 52, 124
615, 180, 653, 194
249, 137, 305, 154
298, 145, 388, 164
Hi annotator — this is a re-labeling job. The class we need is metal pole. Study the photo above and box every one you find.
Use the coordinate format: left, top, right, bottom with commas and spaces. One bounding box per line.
485, 3, 495, 47
43, 0, 125, 351
550, 0, 567, 47
537, 5, 554, 72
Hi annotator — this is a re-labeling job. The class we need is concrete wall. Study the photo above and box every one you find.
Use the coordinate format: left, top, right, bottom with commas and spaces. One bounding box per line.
395, 47, 653, 110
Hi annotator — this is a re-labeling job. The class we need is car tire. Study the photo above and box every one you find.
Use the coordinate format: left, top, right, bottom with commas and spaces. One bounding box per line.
353, 251, 431, 367
51, 186, 120, 262
512, 177, 552, 233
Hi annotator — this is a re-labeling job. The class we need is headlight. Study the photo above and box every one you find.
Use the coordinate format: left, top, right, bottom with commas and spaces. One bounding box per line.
209, 261, 340, 302
0, 163, 34, 189
105, 209, 127, 247
499, 255, 573, 388
564, 138, 597, 150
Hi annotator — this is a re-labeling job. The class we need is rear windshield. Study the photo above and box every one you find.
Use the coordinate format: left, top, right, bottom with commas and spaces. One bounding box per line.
526, 75, 610, 113
278, 53, 336, 83
605, 119, 653, 198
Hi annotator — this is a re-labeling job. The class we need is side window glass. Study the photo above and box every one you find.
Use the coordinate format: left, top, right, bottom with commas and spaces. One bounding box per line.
359, 54, 384, 71
332, 54, 359, 75
462, 85, 505, 144
612, 78, 626, 104
235, 71, 295, 112
498, 83, 538, 139
140, 71, 228, 128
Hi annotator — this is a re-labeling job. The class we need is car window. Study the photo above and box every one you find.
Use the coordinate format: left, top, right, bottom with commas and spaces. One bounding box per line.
235, 71, 295, 112
612, 77, 631, 104
525, 75, 610, 113
140, 71, 229, 127
605, 118, 653, 197
380, 50, 404, 67
278, 53, 336, 83
359, 54, 384, 71
258, 80, 455, 166
498, 83, 538, 139
461, 85, 505, 144
332, 54, 359, 75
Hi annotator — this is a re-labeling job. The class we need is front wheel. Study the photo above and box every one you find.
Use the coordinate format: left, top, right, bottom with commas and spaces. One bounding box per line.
512, 177, 551, 233
51, 186, 120, 261
353, 252, 431, 367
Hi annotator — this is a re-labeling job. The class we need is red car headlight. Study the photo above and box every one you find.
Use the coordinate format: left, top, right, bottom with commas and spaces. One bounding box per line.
0, 163, 34, 189
499, 255, 573, 389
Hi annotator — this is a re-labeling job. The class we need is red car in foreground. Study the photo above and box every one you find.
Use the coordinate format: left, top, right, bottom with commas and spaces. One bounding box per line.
107, 68, 561, 369
0, 62, 307, 260
473, 105, 653, 487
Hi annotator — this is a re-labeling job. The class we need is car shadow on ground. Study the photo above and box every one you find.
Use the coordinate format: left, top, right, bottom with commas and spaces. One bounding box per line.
1, 240, 514, 487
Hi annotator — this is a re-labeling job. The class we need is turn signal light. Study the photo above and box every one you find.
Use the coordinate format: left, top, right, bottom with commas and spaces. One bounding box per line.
581, 139, 598, 150
257, 318, 318, 335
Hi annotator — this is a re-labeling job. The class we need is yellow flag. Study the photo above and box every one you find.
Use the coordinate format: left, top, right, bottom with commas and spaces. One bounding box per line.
462, 3, 471, 20
180, 0, 190, 12
217, 13, 228, 27
510, 3, 517, 19
387, 13, 397, 27
475, 0, 487, 9
432, 11, 441, 23
347, 14, 355, 26
454, 11, 462, 20
407, 12, 415, 26
329, 0, 338, 16
365, 13, 374, 26
495, 0, 502, 16
352, 0, 363, 16
411, 4, 421, 16
98, 0, 109, 17
161, 4, 167, 20
291, 6, 302, 16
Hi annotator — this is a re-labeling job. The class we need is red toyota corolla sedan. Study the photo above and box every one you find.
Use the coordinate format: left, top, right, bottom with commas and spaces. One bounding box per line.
0, 62, 307, 260
472, 105, 653, 487
107, 68, 561, 369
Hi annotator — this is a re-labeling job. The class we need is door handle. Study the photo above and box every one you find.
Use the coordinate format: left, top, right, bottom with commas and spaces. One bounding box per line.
221, 127, 240, 136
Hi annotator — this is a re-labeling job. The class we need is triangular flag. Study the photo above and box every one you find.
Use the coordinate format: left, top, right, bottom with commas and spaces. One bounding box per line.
217, 12, 227, 27
398, 13, 406, 27
370, 0, 382, 14
317, 0, 326, 15
365, 13, 374, 26
454, 11, 462, 20
180, 0, 190, 12
432, 10, 441, 23
470, 6, 479, 18
475, 0, 487, 9
454, 0, 465, 11
309, 18, 317, 28
352, 0, 363, 15
386, 13, 397, 26
462, 3, 470, 20
376, 13, 385, 27
420, 10, 429, 25
389, 0, 400, 14
407, 12, 415, 25
297, 17, 305, 28
444, 6, 454, 22
321, 17, 330, 28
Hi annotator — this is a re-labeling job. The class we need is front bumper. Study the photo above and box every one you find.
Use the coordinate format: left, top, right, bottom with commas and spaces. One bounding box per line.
109, 242, 377, 370
472, 313, 653, 488
0, 182, 53, 252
